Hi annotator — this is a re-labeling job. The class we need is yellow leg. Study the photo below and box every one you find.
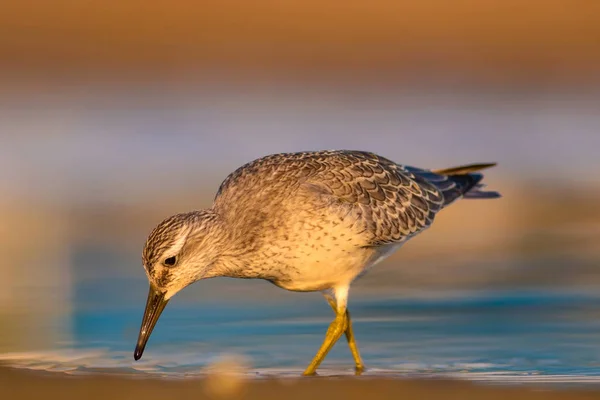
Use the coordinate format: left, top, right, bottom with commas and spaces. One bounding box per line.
343, 310, 365, 374
302, 309, 347, 376
325, 296, 365, 374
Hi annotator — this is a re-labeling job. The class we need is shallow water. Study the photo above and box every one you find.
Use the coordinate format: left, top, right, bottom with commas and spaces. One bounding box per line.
2, 287, 600, 384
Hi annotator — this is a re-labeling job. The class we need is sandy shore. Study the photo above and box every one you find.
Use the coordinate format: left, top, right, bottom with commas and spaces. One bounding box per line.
2, 367, 600, 400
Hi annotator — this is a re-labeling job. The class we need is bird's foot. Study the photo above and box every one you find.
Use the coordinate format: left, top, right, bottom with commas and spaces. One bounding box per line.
354, 365, 365, 376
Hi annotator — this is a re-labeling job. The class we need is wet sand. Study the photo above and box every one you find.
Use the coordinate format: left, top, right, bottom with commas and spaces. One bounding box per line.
2, 367, 600, 400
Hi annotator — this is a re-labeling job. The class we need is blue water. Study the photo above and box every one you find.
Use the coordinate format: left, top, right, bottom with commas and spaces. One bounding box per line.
3, 286, 600, 384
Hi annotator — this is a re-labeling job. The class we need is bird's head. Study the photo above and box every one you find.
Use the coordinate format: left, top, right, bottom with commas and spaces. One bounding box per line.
134, 210, 223, 361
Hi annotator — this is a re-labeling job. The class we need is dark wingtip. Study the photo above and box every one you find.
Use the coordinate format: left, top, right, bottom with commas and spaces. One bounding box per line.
134, 348, 143, 361
463, 190, 502, 199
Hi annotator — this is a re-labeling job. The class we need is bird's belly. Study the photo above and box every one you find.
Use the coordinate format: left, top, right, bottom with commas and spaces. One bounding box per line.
246, 202, 404, 292
268, 246, 376, 292
266, 239, 407, 292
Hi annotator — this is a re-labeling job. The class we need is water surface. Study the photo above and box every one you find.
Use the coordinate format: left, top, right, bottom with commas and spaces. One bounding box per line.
3, 286, 600, 385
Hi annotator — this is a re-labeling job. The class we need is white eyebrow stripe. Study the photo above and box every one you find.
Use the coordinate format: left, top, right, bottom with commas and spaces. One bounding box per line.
162, 227, 191, 258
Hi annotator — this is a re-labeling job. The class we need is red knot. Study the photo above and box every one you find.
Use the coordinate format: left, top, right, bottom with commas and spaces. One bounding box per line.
133, 150, 500, 375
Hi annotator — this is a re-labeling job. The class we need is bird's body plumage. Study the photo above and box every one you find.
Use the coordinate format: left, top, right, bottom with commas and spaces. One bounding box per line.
210, 150, 495, 291
134, 149, 500, 374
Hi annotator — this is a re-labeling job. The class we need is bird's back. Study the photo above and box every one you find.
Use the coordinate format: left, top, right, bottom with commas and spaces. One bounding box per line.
213, 150, 499, 248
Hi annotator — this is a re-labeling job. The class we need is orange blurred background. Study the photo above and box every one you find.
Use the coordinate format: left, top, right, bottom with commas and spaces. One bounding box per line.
2, 0, 599, 86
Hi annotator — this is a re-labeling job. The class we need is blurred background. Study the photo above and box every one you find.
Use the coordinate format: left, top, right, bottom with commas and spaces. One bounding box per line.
1, 1, 600, 375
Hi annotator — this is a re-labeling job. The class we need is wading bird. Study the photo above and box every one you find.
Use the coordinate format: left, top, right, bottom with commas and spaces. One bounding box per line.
133, 150, 500, 375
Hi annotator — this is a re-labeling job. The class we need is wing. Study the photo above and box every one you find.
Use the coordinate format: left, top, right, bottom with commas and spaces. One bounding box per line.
301, 151, 446, 246
213, 150, 448, 246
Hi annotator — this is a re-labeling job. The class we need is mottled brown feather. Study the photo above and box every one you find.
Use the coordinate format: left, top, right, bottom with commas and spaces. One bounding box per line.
213, 150, 458, 248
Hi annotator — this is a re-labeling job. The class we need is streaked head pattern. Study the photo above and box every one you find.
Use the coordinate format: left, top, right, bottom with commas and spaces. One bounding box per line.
135, 209, 226, 361
142, 210, 223, 299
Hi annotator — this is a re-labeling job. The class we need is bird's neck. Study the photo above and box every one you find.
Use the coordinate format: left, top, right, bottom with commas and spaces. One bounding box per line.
191, 208, 258, 280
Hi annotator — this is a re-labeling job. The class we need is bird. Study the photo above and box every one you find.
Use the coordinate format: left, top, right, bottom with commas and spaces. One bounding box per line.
133, 150, 500, 376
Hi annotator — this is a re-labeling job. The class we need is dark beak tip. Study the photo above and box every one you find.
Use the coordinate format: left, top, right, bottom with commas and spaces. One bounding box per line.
134, 286, 168, 363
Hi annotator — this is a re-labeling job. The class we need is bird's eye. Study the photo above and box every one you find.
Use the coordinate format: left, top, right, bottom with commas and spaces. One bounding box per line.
163, 256, 177, 266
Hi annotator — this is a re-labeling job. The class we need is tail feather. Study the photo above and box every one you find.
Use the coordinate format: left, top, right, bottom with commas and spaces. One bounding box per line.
432, 162, 497, 176
409, 163, 501, 207
438, 163, 500, 204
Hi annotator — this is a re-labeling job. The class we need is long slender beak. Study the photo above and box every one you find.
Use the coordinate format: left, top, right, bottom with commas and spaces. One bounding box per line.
134, 285, 169, 361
